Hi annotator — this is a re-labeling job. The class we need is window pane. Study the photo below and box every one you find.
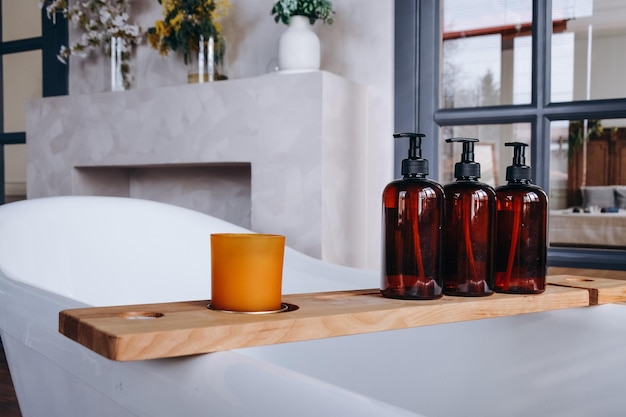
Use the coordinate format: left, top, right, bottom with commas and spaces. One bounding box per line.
551, 0, 626, 102
439, 123, 531, 187
549, 118, 626, 249
2, 0, 42, 42
3, 50, 43, 133
441, 0, 532, 108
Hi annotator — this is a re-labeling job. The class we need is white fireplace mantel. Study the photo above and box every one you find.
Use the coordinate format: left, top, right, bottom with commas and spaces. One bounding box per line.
27, 71, 375, 268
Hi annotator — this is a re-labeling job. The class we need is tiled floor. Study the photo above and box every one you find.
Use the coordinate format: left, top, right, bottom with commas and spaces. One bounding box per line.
0, 343, 22, 417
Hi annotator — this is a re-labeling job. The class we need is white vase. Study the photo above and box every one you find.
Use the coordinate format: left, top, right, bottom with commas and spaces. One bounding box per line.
109, 37, 134, 91
278, 15, 320, 71
110, 36, 125, 91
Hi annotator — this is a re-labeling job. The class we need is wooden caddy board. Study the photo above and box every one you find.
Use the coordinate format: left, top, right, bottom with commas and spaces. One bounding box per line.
58, 275, 626, 361
548, 275, 626, 305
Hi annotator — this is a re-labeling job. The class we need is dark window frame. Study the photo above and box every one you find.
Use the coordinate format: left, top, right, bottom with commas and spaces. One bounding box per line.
0, 3, 67, 204
395, 0, 626, 271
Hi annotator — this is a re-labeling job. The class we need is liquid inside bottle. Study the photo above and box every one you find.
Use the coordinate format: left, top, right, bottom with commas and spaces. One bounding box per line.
494, 191, 547, 293
382, 181, 444, 299
494, 142, 548, 294
381, 132, 444, 300
442, 137, 495, 297
442, 183, 495, 296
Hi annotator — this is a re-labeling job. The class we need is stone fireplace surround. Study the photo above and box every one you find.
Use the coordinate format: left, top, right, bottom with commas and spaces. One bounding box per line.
27, 71, 374, 269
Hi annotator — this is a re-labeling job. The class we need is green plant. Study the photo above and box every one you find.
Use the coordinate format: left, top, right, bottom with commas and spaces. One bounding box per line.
271, 0, 335, 25
567, 119, 604, 158
146, 0, 231, 65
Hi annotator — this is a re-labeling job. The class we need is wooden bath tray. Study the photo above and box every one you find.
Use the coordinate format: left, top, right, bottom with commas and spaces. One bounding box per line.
59, 275, 626, 361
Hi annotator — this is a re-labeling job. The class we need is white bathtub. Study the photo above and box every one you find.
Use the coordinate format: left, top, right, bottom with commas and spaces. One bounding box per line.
1, 196, 626, 417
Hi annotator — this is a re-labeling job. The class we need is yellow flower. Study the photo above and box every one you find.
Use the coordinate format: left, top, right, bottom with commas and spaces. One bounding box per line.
169, 11, 184, 30
147, 32, 159, 48
147, 0, 232, 58
161, 0, 175, 14
154, 20, 171, 37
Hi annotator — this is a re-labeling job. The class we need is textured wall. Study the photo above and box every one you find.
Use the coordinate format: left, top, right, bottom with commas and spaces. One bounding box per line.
60, 0, 394, 269
28, 72, 371, 268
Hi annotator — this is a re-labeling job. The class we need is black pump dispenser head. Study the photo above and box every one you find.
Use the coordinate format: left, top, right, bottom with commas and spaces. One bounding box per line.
446, 137, 481, 179
505, 142, 532, 183
394, 132, 429, 177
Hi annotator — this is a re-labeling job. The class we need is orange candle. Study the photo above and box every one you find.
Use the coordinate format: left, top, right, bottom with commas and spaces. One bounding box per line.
210, 233, 285, 312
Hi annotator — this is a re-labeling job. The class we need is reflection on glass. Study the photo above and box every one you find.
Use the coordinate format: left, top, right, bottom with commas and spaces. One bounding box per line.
551, 0, 626, 102
441, 0, 532, 108
548, 118, 626, 249
440, 123, 530, 187
549, 118, 626, 208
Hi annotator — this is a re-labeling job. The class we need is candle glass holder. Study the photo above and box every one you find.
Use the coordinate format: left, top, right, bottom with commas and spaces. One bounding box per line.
210, 233, 285, 313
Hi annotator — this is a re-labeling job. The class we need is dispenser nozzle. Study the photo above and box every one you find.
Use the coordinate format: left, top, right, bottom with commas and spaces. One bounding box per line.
505, 141, 527, 165
504, 142, 531, 182
445, 137, 478, 162
445, 137, 481, 180
393, 132, 428, 177
394, 132, 425, 159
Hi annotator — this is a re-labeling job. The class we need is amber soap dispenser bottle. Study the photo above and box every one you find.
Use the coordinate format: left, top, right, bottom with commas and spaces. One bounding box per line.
381, 133, 444, 300
494, 142, 548, 294
442, 137, 496, 296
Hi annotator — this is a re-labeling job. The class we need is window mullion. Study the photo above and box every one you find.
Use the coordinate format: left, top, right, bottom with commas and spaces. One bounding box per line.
417, 0, 441, 180
41, 8, 68, 97
533, 0, 552, 191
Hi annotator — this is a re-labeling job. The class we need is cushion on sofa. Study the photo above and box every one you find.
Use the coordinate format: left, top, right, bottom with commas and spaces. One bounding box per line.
615, 186, 626, 209
581, 186, 616, 208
